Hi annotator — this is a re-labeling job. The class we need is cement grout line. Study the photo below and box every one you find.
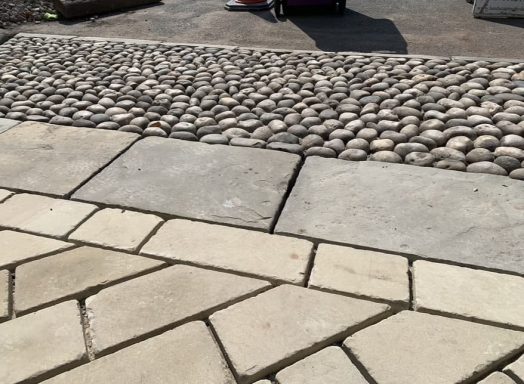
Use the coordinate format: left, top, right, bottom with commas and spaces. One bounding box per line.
206, 319, 242, 384
78, 299, 96, 361
408, 260, 415, 311
341, 347, 379, 384
302, 243, 318, 288
7, 269, 14, 321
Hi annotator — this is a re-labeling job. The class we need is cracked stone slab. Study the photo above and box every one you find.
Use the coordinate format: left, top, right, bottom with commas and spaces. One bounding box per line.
0, 189, 13, 203
275, 346, 367, 384
87, 264, 270, 355
141, 219, 313, 284
0, 118, 19, 134
479, 372, 517, 384
0, 193, 98, 237
413, 261, 524, 330
344, 311, 524, 384
309, 243, 409, 305
0, 230, 73, 269
73, 138, 300, 231
0, 270, 9, 321
0, 122, 138, 196
15, 246, 165, 315
210, 284, 390, 383
42, 321, 235, 384
69, 208, 163, 252
276, 157, 524, 275
0, 301, 87, 384
504, 354, 524, 382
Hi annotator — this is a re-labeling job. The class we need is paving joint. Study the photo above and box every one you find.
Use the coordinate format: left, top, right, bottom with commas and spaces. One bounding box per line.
302, 243, 318, 288
342, 347, 379, 384
206, 319, 242, 384
78, 299, 96, 361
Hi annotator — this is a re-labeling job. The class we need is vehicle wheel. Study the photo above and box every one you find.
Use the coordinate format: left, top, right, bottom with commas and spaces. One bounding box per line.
275, 0, 281, 16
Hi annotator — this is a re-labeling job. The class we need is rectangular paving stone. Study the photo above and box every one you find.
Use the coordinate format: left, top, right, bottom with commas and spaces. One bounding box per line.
141, 219, 314, 284
413, 261, 524, 330
275, 346, 367, 384
42, 321, 235, 384
73, 137, 301, 231
479, 372, 517, 384
0, 122, 138, 196
0, 270, 9, 321
276, 157, 524, 275
86, 264, 270, 355
344, 311, 524, 384
0, 301, 87, 384
0, 118, 19, 134
504, 354, 524, 382
309, 243, 409, 305
210, 285, 390, 383
0, 189, 13, 203
0, 230, 73, 268
69, 208, 163, 251
0, 193, 97, 237
15, 246, 165, 315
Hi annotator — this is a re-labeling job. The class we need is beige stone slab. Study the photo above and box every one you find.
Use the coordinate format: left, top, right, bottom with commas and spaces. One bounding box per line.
344, 311, 524, 384
0, 193, 97, 237
210, 285, 390, 383
413, 261, 524, 330
0, 189, 13, 203
0, 230, 73, 268
275, 346, 367, 384
309, 244, 409, 304
42, 321, 235, 384
141, 219, 313, 284
69, 208, 163, 251
15, 246, 165, 315
504, 354, 524, 381
0, 301, 87, 384
87, 265, 270, 355
0, 270, 9, 321
478, 372, 517, 384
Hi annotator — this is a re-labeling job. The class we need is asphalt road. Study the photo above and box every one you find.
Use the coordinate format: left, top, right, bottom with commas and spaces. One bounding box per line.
6, 0, 524, 58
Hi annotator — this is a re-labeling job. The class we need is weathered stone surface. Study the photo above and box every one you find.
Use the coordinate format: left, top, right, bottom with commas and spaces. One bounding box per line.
0, 118, 19, 134
505, 354, 524, 381
15, 246, 165, 315
74, 138, 300, 231
0, 301, 87, 384
42, 321, 235, 384
0, 194, 97, 237
0, 230, 73, 268
0, 189, 13, 203
276, 157, 524, 274
309, 244, 409, 304
275, 346, 367, 384
69, 208, 163, 251
344, 311, 524, 384
478, 372, 517, 384
413, 261, 524, 330
0, 270, 9, 321
53, 0, 161, 19
210, 285, 390, 383
0, 122, 138, 196
141, 219, 313, 284
87, 265, 270, 355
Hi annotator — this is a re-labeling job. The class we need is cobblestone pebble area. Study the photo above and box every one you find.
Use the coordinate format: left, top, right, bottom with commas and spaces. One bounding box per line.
1, 36, 524, 178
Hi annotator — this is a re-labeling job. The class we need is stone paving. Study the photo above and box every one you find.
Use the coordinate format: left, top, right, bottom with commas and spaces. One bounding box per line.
1, 34, 524, 180
0, 118, 522, 384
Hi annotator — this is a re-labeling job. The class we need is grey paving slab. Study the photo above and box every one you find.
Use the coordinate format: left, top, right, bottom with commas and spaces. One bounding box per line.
0, 118, 19, 134
276, 158, 524, 275
73, 138, 300, 231
0, 122, 138, 196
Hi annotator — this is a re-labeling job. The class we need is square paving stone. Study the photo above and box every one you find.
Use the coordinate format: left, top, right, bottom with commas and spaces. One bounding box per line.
0, 118, 19, 134
0, 301, 87, 384
73, 138, 301, 231
42, 321, 235, 384
209, 284, 390, 383
275, 346, 367, 384
413, 261, 524, 330
0, 122, 138, 196
141, 219, 313, 284
344, 311, 524, 384
0, 230, 73, 269
0, 189, 13, 203
86, 265, 270, 355
0, 270, 9, 321
276, 157, 524, 275
15, 246, 165, 315
69, 208, 163, 251
309, 244, 409, 305
0, 194, 98, 237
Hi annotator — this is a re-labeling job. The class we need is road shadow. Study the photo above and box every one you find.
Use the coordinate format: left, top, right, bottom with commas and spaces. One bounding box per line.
280, 8, 408, 53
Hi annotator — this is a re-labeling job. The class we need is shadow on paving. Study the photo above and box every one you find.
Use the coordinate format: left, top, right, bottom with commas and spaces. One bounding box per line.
252, 8, 407, 53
